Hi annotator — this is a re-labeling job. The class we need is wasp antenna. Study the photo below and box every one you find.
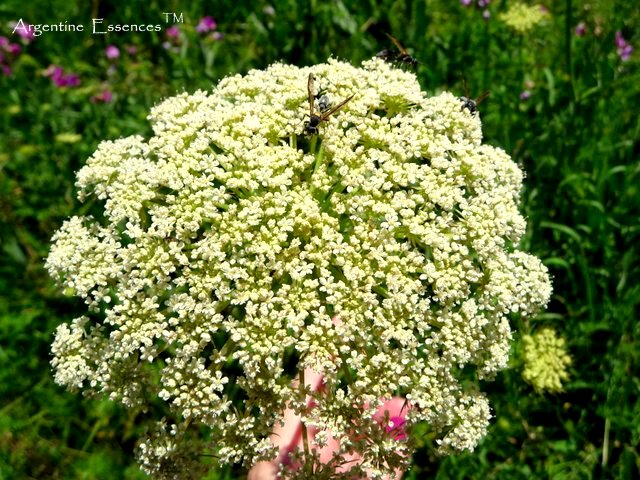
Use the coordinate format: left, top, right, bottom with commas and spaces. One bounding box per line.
386, 33, 407, 55
476, 90, 490, 105
461, 76, 470, 98
321, 93, 355, 120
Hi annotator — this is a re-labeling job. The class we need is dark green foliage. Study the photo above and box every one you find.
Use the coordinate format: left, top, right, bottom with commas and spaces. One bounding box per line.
1, 0, 638, 478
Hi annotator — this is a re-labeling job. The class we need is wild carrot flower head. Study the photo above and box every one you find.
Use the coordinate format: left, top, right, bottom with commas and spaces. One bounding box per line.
46, 58, 552, 478
522, 328, 571, 393
499, 2, 548, 33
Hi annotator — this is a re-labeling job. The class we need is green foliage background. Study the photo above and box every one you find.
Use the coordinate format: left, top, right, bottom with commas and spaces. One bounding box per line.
0, 0, 638, 478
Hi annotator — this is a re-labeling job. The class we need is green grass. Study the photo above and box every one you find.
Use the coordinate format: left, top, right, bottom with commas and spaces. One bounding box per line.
1, 0, 639, 478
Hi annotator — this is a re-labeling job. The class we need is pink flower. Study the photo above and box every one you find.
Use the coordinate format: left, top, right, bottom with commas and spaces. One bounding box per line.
105, 45, 120, 59
11, 21, 35, 43
91, 90, 113, 103
196, 16, 217, 33
575, 22, 587, 37
1, 37, 21, 56
247, 368, 409, 480
615, 31, 633, 61
520, 90, 531, 100
62, 73, 80, 87
165, 25, 180, 38
6, 43, 20, 55
44, 65, 80, 88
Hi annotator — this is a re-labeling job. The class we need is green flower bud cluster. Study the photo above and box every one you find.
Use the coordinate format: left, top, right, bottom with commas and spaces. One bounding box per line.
522, 328, 571, 394
499, 2, 549, 33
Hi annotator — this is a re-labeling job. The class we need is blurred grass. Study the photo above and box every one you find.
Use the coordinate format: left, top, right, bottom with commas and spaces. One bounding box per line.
1, 0, 639, 478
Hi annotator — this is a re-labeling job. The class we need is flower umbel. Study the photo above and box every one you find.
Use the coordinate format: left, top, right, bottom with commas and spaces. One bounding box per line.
522, 328, 572, 393
46, 58, 552, 477
499, 2, 548, 33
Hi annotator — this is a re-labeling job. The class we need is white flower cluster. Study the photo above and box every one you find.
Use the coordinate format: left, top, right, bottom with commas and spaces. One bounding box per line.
46, 58, 552, 477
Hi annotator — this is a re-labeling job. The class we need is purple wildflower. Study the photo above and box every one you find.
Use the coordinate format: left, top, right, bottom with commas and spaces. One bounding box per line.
6, 43, 21, 55
478, 0, 490, 7
11, 20, 35, 43
91, 90, 113, 103
105, 45, 120, 59
575, 22, 586, 37
44, 65, 80, 88
196, 16, 217, 33
615, 31, 633, 61
520, 90, 531, 101
165, 25, 180, 38
2, 65, 12, 76
460, 0, 472, 5
126, 45, 137, 55
0, 37, 21, 56
44, 65, 64, 79
212, 32, 224, 41
64, 74, 80, 87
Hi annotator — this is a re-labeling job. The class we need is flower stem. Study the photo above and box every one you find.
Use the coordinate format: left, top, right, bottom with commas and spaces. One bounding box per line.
299, 368, 312, 474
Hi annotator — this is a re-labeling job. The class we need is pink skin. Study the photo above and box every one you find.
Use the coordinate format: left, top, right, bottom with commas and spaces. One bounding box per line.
248, 316, 410, 478
248, 364, 409, 478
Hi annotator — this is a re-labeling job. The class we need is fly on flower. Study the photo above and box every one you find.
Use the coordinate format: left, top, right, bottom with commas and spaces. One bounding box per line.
460, 78, 490, 115
376, 33, 418, 69
303, 73, 354, 136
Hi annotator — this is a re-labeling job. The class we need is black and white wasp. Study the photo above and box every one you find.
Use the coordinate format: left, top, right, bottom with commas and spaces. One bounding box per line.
376, 33, 418, 69
303, 73, 354, 136
460, 78, 490, 114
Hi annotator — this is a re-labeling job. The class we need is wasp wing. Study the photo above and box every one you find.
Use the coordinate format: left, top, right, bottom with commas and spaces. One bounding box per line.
307, 73, 315, 116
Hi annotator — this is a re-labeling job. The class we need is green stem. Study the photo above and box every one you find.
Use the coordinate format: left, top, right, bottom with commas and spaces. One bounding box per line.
299, 368, 311, 474
309, 135, 318, 155
313, 144, 325, 175
602, 416, 610, 466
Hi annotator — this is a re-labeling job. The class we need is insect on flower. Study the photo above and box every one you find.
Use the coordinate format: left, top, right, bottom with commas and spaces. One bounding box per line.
376, 33, 418, 69
303, 73, 354, 136
460, 78, 490, 114
316, 93, 331, 112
